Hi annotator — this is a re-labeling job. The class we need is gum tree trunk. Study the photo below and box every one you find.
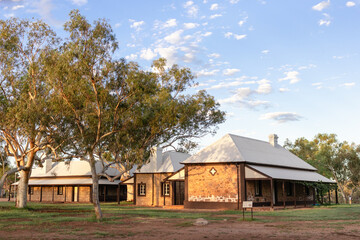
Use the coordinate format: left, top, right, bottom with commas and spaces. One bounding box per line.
16, 170, 30, 208
89, 154, 103, 220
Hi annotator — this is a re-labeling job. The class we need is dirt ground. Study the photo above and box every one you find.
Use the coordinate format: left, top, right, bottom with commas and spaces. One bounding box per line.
1, 213, 360, 240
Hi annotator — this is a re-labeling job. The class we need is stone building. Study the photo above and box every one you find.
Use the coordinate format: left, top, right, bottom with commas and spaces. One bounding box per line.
133, 147, 190, 206
12, 160, 128, 203
177, 134, 334, 209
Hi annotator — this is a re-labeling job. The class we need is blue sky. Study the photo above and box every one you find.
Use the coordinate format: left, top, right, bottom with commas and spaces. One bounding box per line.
1, 0, 359, 149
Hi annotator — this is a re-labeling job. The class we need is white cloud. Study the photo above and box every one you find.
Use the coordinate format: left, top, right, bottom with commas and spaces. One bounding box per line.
333, 55, 344, 59
260, 112, 303, 123
140, 48, 158, 60
312, 0, 330, 11
183, 22, 199, 29
230, 0, 240, 3
184, 1, 199, 17
224, 32, 246, 40
197, 69, 220, 77
210, 3, 219, 10
319, 13, 331, 26
346, 1, 356, 7
156, 46, 178, 66
234, 34, 247, 40
129, 19, 145, 31
12, 5, 24, 10
219, 87, 270, 109
164, 30, 184, 44
224, 32, 233, 38
256, 79, 272, 94
210, 14, 222, 19
71, 0, 88, 6
298, 64, 316, 70
312, 82, 323, 89
261, 49, 270, 54
125, 54, 137, 61
202, 31, 212, 37
208, 53, 220, 58
340, 82, 356, 87
114, 23, 121, 28
163, 19, 177, 28
28, 0, 62, 26
223, 68, 241, 76
279, 88, 290, 92
279, 71, 300, 84
238, 16, 248, 26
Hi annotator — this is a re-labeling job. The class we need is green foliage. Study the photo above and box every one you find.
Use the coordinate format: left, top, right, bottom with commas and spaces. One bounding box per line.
285, 134, 360, 202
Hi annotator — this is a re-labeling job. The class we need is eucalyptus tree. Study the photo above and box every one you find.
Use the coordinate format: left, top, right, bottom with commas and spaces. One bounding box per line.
0, 18, 58, 207
285, 133, 360, 203
47, 11, 225, 220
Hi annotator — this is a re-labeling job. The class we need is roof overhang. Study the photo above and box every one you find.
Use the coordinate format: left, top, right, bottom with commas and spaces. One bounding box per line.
247, 164, 335, 183
12, 178, 120, 186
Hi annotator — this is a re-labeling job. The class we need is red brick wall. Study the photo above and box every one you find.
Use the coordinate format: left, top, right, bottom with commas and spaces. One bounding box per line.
187, 164, 238, 203
135, 173, 172, 206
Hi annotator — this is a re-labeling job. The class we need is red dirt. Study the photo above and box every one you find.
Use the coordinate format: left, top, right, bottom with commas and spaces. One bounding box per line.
1, 214, 359, 240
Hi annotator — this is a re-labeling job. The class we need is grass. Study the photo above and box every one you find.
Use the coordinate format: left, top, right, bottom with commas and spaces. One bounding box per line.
0, 201, 359, 234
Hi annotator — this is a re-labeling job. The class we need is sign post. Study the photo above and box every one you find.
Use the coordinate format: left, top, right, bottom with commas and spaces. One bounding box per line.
242, 201, 253, 220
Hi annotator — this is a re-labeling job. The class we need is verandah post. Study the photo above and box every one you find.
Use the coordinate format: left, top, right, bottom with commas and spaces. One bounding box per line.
282, 181, 286, 209
270, 179, 274, 209
293, 182, 296, 208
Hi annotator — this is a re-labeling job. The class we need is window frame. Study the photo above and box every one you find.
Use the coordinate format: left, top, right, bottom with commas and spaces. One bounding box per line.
161, 182, 170, 196
57, 186, 63, 195
138, 183, 146, 196
28, 186, 34, 195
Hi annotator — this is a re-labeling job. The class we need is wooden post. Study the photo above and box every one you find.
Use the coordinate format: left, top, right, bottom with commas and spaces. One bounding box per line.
89, 185, 92, 203
117, 184, 120, 204
40, 186, 43, 202
304, 185, 307, 207
328, 189, 331, 205
335, 188, 339, 204
133, 174, 137, 205
293, 183, 296, 208
8, 185, 11, 201
77, 185, 80, 202
28, 186, 31, 202
163, 182, 166, 206
239, 163, 246, 205
282, 181, 286, 209
103, 185, 106, 202
237, 164, 240, 210
52, 185, 55, 202
270, 179, 274, 209
152, 174, 154, 206
64, 186, 67, 202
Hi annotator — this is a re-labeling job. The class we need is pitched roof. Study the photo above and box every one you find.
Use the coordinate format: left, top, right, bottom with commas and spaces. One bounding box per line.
182, 134, 317, 171
30, 160, 120, 178
136, 151, 191, 173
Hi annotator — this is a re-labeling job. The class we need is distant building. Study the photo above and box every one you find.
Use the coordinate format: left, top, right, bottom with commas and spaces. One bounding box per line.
131, 147, 191, 206
12, 160, 128, 203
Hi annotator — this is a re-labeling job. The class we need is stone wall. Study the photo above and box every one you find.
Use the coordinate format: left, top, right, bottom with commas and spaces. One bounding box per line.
135, 173, 172, 206
187, 164, 238, 203
127, 184, 134, 201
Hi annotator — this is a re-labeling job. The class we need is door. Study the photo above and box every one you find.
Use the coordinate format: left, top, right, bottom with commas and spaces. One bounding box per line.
173, 181, 185, 205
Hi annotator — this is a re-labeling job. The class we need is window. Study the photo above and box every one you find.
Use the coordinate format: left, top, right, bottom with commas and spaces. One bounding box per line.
57, 186, 63, 195
161, 182, 170, 196
138, 183, 146, 196
286, 182, 293, 196
255, 180, 262, 196
28, 186, 34, 195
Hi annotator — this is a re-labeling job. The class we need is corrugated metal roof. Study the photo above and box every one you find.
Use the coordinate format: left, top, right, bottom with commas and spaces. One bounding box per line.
137, 151, 190, 173
12, 178, 120, 186
182, 134, 316, 171
30, 161, 120, 178
248, 165, 334, 183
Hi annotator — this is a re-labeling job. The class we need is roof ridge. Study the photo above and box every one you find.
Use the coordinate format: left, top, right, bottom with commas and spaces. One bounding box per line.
228, 133, 274, 146
227, 134, 246, 162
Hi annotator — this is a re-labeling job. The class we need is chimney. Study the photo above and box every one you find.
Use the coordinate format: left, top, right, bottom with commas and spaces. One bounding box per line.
269, 134, 279, 147
43, 159, 53, 174
150, 146, 163, 171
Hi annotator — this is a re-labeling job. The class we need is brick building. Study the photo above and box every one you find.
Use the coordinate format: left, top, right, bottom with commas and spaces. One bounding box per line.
178, 134, 334, 209
12, 160, 128, 203
133, 147, 190, 206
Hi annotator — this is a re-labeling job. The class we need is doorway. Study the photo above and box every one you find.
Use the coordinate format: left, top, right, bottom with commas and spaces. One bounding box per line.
173, 181, 185, 205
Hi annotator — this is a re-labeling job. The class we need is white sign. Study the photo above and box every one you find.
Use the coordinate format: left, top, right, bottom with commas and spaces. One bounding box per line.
242, 201, 253, 208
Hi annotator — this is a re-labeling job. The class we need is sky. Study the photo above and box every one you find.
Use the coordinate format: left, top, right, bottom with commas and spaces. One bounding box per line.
1, 0, 359, 150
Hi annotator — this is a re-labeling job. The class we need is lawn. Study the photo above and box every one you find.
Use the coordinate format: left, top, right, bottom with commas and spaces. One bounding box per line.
0, 201, 359, 239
